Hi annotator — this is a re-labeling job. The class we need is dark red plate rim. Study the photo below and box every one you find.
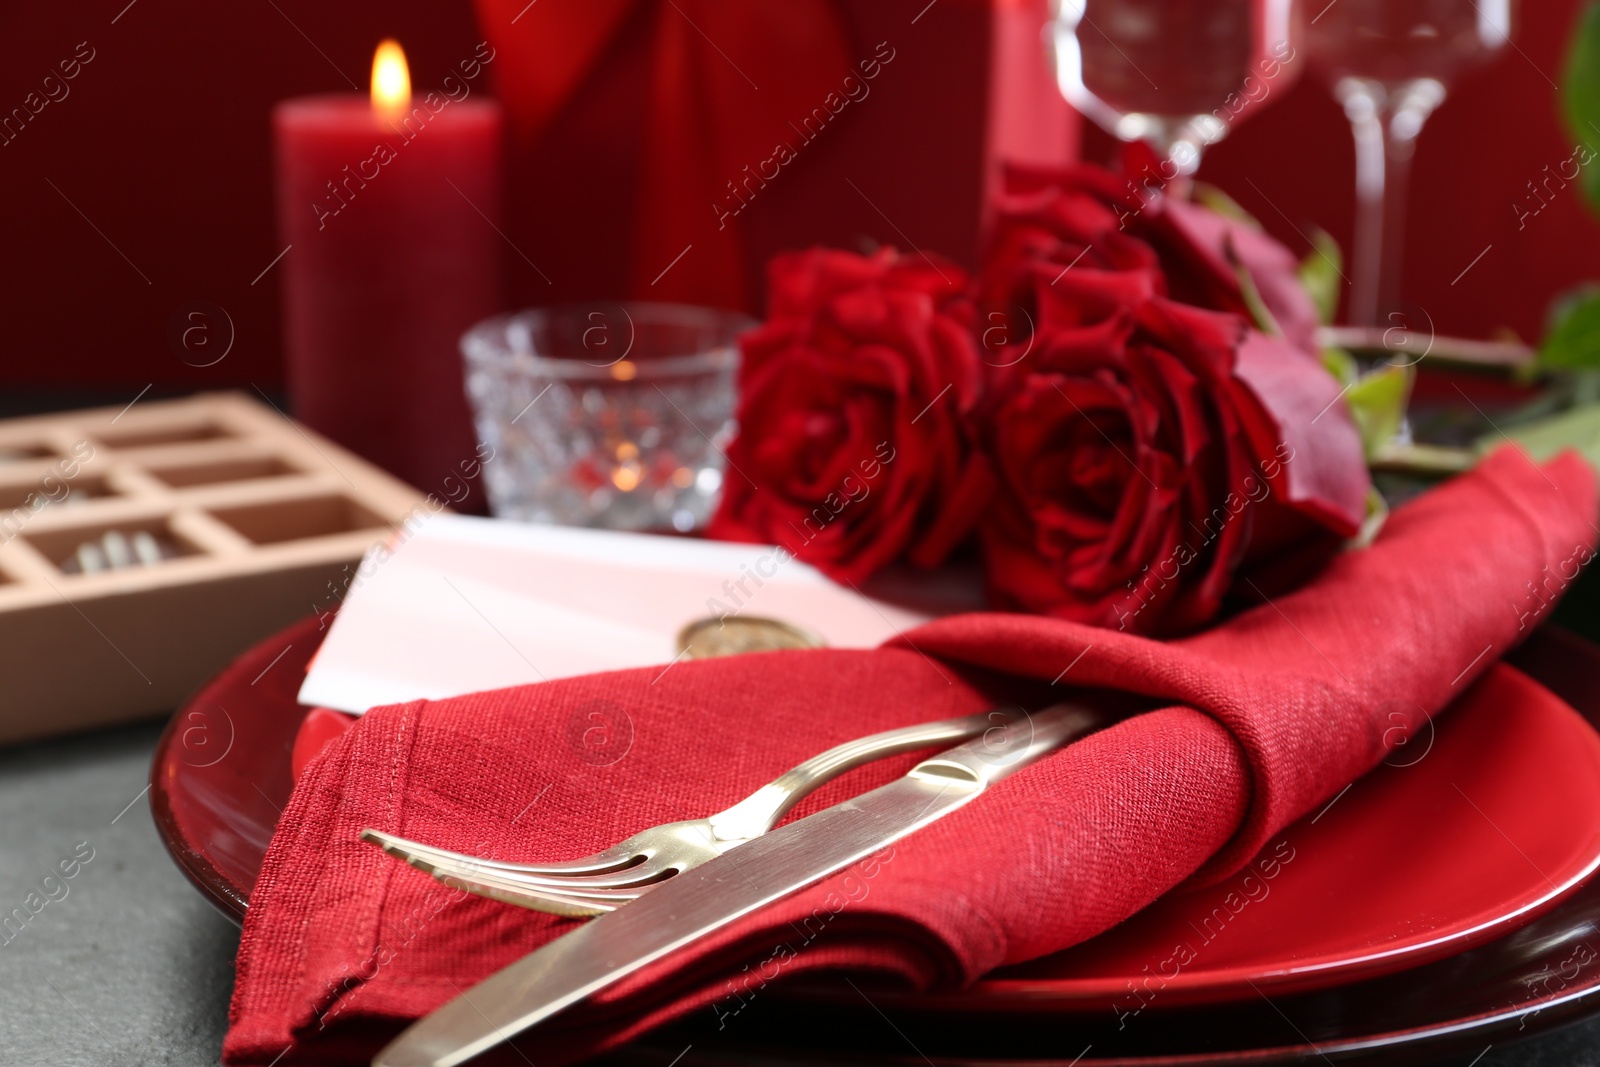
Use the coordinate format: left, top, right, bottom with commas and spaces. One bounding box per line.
152, 613, 322, 922
150, 621, 1600, 1064
150, 758, 251, 920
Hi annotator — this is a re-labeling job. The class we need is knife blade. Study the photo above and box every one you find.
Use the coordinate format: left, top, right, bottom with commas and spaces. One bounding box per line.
372, 702, 1108, 1067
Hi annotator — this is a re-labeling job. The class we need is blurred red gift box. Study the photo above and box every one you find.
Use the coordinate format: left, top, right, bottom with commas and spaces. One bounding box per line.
473, 0, 1078, 312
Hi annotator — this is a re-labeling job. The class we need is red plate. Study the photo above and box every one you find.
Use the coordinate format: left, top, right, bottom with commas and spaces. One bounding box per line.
949, 660, 1600, 1007
152, 614, 326, 917
151, 619, 1600, 1045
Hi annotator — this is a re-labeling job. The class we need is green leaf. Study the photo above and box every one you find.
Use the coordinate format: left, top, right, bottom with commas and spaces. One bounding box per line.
1233, 260, 1282, 337
1193, 183, 1262, 230
1346, 365, 1411, 460
1320, 346, 1359, 387
1547, 283, 1600, 334
1348, 485, 1390, 550
1538, 289, 1600, 370
1298, 228, 1343, 326
1564, 1, 1600, 218
1484, 399, 1600, 472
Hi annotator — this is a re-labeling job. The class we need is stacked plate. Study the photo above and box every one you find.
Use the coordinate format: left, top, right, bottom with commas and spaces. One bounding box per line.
152, 621, 1600, 1065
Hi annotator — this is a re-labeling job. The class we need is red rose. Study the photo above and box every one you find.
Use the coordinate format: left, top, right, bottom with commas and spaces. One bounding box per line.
708, 248, 988, 583
980, 268, 1368, 634
978, 157, 1321, 360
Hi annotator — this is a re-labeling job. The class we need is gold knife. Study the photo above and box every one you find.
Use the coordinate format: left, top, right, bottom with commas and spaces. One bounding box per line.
373, 702, 1110, 1067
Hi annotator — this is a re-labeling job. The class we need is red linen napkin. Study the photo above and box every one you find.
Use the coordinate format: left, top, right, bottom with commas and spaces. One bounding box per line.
224, 447, 1597, 1066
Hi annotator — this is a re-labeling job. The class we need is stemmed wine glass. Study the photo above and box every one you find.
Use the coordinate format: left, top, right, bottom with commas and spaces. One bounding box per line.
1306, 1, 1514, 325
1050, 0, 1299, 180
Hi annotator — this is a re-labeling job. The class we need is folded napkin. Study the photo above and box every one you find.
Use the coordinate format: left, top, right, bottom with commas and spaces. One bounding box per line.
225, 447, 1597, 1066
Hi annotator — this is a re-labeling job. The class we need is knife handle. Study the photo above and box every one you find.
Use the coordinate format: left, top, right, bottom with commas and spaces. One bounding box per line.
907, 703, 1111, 790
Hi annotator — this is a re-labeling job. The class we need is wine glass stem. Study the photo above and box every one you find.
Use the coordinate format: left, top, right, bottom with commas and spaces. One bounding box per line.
1339, 78, 1445, 326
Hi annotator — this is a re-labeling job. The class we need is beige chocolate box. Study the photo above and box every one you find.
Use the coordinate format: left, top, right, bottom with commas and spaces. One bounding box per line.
0, 391, 433, 744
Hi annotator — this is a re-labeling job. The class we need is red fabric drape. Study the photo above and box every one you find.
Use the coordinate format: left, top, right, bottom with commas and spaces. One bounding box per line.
474, 0, 855, 308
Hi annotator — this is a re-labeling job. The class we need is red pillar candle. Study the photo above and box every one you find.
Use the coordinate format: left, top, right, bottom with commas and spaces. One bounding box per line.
273, 39, 503, 498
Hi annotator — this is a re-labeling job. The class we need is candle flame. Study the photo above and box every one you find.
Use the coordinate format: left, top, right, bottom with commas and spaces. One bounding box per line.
371, 39, 411, 114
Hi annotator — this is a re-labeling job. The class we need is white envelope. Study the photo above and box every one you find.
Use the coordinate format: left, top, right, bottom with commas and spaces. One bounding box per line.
297, 515, 978, 713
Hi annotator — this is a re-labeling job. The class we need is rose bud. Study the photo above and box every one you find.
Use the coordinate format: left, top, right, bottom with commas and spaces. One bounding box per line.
708, 248, 989, 584
979, 156, 1321, 359
980, 268, 1369, 634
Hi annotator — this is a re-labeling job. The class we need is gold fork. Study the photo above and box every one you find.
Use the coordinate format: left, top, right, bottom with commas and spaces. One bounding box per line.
363, 707, 1026, 917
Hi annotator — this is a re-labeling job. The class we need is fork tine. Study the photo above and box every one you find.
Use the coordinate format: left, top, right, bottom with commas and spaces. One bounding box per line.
423, 863, 653, 916
434, 867, 639, 911
428, 862, 663, 907
363, 832, 676, 893
433, 873, 621, 918
360, 829, 648, 879
361, 830, 643, 914
428, 854, 672, 891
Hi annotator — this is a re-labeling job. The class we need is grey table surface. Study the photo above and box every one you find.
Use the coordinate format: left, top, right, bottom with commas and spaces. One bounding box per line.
0, 720, 238, 1067
6, 716, 1600, 1067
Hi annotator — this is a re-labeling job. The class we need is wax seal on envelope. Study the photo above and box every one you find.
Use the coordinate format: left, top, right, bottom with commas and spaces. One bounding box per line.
676, 616, 826, 659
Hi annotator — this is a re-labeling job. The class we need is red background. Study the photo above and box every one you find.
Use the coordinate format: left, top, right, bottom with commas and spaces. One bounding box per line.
0, 0, 1596, 393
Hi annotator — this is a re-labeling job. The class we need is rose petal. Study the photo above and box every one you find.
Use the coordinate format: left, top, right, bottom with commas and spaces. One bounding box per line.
1148, 198, 1321, 355
1035, 268, 1162, 332
1229, 330, 1369, 535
